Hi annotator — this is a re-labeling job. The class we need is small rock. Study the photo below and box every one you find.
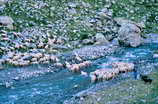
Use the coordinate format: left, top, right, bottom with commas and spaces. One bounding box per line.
82, 39, 94, 45
0, 16, 14, 29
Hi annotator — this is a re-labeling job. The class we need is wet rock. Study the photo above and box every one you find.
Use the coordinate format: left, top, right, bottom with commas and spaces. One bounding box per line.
143, 33, 158, 44
94, 33, 109, 45
118, 23, 143, 47
0, 16, 14, 29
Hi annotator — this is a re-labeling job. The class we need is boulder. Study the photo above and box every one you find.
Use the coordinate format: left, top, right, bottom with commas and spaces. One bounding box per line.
94, 33, 109, 45
118, 23, 143, 47
0, 0, 7, 5
0, 16, 14, 29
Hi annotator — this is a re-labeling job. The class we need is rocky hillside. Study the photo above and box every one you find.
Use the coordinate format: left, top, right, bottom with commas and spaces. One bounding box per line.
0, 0, 157, 68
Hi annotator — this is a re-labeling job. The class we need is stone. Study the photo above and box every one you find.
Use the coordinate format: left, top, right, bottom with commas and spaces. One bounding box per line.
0, 16, 14, 29
82, 39, 94, 45
114, 17, 145, 29
94, 33, 109, 45
118, 23, 143, 47
0, 0, 7, 5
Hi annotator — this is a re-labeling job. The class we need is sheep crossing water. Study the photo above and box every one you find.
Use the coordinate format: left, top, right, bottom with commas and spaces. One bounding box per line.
65, 61, 135, 83
65, 61, 91, 72
90, 62, 134, 82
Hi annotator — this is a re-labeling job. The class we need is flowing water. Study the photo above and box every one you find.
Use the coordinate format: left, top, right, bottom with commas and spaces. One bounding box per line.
0, 43, 158, 104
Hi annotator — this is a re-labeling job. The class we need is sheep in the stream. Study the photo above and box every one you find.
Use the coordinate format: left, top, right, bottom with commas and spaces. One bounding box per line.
111, 62, 134, 73
66, 61, 91, 72
90, 68, 119, 82
90, 62, 134, 82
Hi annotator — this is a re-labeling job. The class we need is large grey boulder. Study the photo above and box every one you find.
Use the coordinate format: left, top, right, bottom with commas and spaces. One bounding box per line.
118, 23, 143, 47
0, 16, 14, 29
